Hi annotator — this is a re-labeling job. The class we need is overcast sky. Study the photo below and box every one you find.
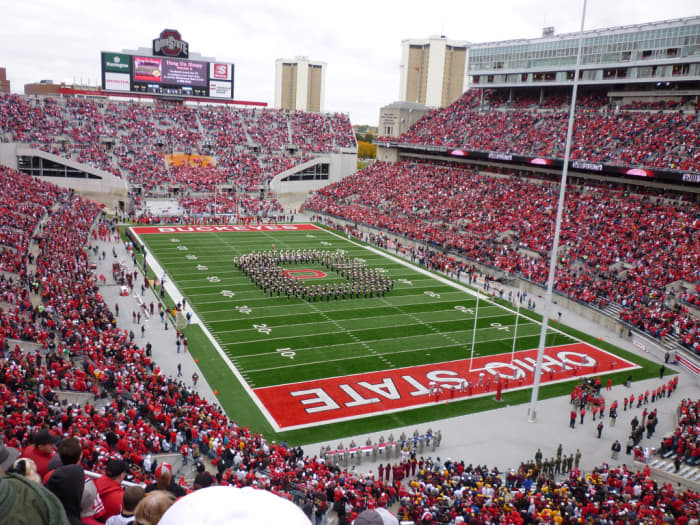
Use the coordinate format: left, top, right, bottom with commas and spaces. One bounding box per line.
1, 0, 698, 125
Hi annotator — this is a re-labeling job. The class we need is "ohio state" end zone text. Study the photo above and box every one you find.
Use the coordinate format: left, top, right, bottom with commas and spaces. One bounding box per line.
253, 343, 637, 429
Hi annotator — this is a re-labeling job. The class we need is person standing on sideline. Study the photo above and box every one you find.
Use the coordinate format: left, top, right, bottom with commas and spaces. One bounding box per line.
659, 364, 666, 379
611, 440, 621, 459
177, 363, 182, 377
597, 421, 604, 438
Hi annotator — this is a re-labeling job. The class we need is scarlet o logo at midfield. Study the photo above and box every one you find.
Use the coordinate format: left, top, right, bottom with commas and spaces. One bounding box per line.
283, 269, 327, 280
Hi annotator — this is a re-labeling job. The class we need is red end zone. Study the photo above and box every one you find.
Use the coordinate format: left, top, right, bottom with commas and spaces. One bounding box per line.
130, 224, 320, 234
253, 343, 638, 430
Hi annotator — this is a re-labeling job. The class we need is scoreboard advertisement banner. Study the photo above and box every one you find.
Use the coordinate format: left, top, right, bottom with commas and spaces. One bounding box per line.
104, 72, 130, 92
102, 52, 131, 74
210, 63, 232, 81
208, 63, 233, 99
209, 81, 232, 99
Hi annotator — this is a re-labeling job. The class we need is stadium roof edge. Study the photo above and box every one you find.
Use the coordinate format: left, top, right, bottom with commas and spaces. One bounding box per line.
470, 15, 700, 49
381, 100, 430, 110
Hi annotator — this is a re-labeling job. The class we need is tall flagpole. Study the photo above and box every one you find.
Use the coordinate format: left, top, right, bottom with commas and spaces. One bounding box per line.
529, 0, 588, 423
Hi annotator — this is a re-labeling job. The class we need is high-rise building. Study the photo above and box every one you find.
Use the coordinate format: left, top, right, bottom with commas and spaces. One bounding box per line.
0, 68, 10, 94
399, 36, 470, 107
274, 57, 326, 112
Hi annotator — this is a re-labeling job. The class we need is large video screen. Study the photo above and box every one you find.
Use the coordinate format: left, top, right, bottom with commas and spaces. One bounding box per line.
133, 56, 207, 87
102, 51, 233, 99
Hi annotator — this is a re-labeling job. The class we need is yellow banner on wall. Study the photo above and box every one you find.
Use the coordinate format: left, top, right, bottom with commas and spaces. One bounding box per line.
165, 154, 215, 167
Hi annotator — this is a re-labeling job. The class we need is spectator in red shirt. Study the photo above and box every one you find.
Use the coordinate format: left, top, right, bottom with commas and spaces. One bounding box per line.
19, 429, 58, 479
94, 459, 128, 520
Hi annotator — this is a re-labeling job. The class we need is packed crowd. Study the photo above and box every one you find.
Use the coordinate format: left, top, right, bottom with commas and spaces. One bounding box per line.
0, 164, 698, 524
621, 100, 684, 111
390, 457, 699, 524
658, 398, 700, 467
178, 193, 284, 219
304, 160, 700, 352
0, 93, 356, 196
376, 89, 699, 172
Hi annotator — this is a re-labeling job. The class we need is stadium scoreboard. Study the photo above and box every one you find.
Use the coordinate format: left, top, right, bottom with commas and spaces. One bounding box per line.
101, 29, 234, 99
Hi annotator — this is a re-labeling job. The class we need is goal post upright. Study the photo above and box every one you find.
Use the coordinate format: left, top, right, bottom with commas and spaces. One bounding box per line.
468, 286, 480, 373
528, 0, 587, 423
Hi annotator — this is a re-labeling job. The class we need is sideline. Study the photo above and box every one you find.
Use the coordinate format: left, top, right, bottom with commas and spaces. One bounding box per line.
129, 228, 282, 432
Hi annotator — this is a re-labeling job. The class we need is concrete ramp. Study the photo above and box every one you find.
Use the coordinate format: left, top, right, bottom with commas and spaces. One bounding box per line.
0, 143, 127, 209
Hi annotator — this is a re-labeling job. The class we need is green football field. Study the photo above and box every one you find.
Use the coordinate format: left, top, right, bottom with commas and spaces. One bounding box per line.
129, 223, 661, 443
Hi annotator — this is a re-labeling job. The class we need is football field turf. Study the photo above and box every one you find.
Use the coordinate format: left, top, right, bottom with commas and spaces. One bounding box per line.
130, 223, 659, 442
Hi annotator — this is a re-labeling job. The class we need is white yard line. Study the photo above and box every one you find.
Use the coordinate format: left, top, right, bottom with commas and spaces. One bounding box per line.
218, 319, 540, 347
210, 308, 519, 333
227, 327, 542, 364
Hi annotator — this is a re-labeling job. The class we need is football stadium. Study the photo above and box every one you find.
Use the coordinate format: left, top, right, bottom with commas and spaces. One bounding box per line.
0, 3, 699, 524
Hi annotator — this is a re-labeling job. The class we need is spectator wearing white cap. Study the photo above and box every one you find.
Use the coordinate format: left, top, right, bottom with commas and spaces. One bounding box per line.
157, 486, 311, 525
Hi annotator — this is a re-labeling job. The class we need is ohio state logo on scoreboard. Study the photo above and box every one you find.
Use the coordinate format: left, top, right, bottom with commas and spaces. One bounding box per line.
153, 29, 189, 58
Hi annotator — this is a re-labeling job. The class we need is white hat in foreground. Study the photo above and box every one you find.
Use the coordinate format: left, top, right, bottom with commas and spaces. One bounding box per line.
158, 486, 311, 525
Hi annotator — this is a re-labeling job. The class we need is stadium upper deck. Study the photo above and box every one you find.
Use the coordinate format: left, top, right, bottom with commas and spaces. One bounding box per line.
468, 16, 700, 89
0, 94, 356, 194
377, 89, 700, 176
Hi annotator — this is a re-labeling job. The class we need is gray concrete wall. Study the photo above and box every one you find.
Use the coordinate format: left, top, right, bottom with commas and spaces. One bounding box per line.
0, 144, 128, 210
270, 151, 357, 195
376, 145, 399, 163
0, 143, 18, 169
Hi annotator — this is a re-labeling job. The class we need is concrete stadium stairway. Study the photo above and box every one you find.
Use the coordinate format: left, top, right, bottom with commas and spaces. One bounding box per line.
602, 302, 623, 318
647, 455, 700, 487
663, 332, 688, 355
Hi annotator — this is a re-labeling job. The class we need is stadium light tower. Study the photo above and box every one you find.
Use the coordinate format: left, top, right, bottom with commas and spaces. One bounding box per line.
528, 0, 587, 423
